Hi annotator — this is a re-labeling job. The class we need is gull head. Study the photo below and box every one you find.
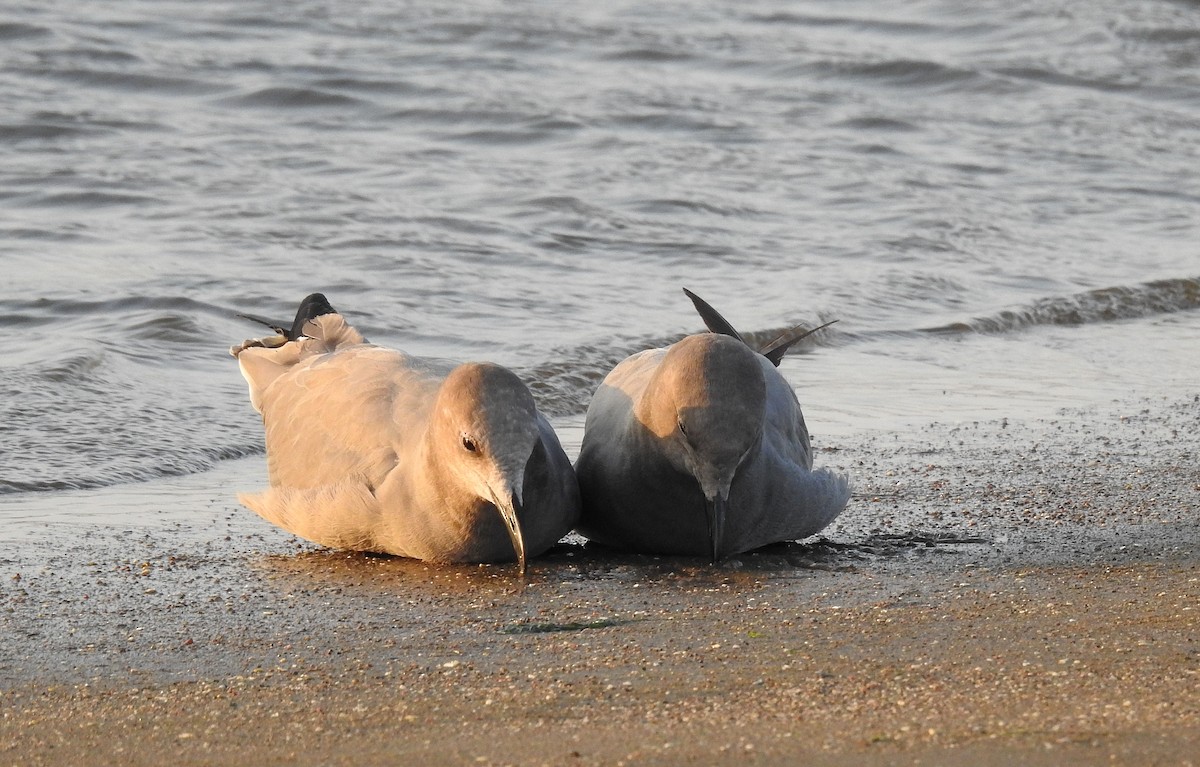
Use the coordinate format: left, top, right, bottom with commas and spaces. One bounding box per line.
652, 333, 766, 562
433, 362, 542, 573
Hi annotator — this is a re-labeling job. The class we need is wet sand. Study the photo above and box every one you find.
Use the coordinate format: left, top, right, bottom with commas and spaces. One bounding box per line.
2, 395, 1198, 766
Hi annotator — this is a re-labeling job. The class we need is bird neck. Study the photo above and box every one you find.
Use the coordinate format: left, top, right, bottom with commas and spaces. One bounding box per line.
402, 426, 488, 556
634, 375, 680, 440
419, 413, 473, 510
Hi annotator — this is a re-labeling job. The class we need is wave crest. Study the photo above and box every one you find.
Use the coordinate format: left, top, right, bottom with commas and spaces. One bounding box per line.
926, 277, 1200, 335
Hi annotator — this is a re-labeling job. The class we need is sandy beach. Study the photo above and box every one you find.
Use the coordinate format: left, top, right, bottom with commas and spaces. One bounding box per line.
4, 0, 1199, 763
2, 395, 1197, 766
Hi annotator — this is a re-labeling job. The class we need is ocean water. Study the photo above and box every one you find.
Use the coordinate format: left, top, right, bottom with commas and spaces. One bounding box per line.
1, 0, 1198, 503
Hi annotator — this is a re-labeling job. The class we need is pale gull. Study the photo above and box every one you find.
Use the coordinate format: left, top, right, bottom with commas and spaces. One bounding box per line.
574, 288, 851, 560
230, 293, 580, 572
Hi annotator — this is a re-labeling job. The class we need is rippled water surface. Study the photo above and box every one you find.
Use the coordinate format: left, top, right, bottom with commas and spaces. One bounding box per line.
2, 0, 1198, 495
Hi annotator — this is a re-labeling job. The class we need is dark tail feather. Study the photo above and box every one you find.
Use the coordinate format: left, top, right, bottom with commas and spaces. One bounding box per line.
288, 293, 337, 340
683, 287, 838, 366
760, 319, 838, 367
237, 292, 338, 341
236, 311, 289, 336
682, 288, 745, 343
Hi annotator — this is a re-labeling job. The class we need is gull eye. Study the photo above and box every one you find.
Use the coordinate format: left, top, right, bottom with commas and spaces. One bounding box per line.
462, 435, 479, 453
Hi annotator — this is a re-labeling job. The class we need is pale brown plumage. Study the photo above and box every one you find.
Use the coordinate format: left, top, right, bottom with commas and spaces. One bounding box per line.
231, 296, 580, 570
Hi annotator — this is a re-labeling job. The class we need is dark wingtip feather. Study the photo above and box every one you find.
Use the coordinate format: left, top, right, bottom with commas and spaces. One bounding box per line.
760, 319, 839, 366
682, 287, 745, 343
236, 293, 339, 341
289, 293, 337, 340
236, 312, 289, 335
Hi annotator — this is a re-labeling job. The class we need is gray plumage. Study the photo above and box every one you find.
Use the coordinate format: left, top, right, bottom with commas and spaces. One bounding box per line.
574, 289, 850, 560
231, 294, 580, 571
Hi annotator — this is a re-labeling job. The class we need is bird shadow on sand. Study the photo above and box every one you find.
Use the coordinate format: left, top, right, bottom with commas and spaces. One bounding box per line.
249, 529, 991, 597
543, 531, 991, 579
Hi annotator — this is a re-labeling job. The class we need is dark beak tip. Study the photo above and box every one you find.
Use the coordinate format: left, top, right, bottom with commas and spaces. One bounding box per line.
494, 490, 527, 577
705, 494, 728, 567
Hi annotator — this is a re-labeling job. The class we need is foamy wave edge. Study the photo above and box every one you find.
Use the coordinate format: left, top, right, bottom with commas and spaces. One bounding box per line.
924, 276, 1200, 335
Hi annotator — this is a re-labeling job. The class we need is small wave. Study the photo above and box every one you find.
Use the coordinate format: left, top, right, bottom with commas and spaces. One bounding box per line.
945, 161, 1007, 176
0, 123, 96, 142
220, 14, 312, 32
1114, 26, 1200, 45
0, 295, 244, 344
218, 87, 369, 109
817, 58, 981, 89
1086, 184, 1200, 205
835, 116, 920, 132
127, 313, 207, 344
13, 109, 158, 138
312, 77, 451, 97
600, 48, 695, 63
37, 353, 106, 384
18, 294, 229, 315
54, 46, 141, 64
993, 66, 1138, 94
446, 127, 561, 146
530, 118, 585, 132
746, 12, 943, 37
386, 107, 558, 128
630, 197, 766, 218
522, 344, 634, 417
0, 22, 50, 40
420, 20, 489, 42
0, 444, 261, 495
925, 277, 1200, 335
522, 322, 840, 418
44, 68, 222, 94
15, 190, 160, 208
610, 112, 745, 134
0, 345, 265, 495
0, 310, 50, 328
0, 226, 92, 242
518, 195, 628, 227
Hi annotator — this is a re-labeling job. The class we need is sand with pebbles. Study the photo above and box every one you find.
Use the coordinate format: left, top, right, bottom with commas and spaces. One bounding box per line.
2, 395, 1197, 766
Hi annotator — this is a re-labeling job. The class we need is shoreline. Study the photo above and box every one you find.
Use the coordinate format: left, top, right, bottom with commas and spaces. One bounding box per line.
2, 394, 1198, 765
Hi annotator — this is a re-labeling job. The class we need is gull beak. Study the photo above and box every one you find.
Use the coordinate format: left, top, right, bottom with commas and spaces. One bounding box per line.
704, 492, 728, 564
490, 487, 527, 575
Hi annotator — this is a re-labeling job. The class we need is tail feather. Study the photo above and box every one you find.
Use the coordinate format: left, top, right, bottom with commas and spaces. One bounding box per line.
288, 293, 337, 340
683, 287, 839, 367
794, 468, 852, 539
682, 287, 746, 342
759, 320, 839, 366
236, 292, 337, 341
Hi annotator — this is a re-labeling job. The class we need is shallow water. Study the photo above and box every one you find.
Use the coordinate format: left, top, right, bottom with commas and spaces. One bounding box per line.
1, 0, 1198, 500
